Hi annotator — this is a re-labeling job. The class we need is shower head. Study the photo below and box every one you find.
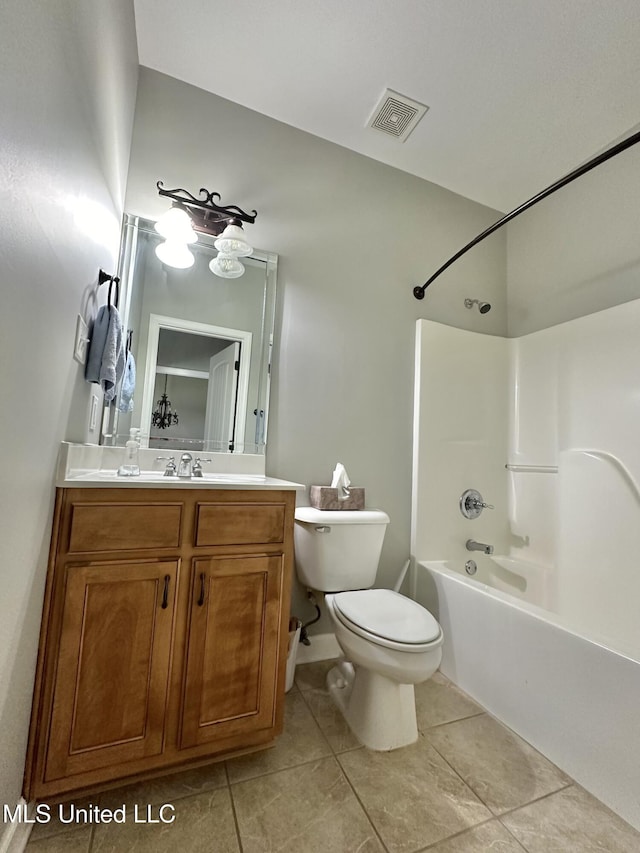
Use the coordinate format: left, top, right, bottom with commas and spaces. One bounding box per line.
464, 298, 492, 314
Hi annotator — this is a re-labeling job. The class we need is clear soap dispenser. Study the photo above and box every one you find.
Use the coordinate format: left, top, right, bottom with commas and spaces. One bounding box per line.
117, 428, 141, 477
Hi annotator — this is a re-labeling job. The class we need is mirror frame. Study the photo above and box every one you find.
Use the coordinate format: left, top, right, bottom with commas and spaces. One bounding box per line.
105, 213, 277, 455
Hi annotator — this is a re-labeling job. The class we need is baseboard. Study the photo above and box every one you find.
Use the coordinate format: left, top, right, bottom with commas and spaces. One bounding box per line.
295, 632, 341, 664
0, 798, 33, 853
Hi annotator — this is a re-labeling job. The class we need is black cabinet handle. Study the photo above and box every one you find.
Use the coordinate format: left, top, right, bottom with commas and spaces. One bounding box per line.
161, 574, 170, 609
197, 572, 206, 607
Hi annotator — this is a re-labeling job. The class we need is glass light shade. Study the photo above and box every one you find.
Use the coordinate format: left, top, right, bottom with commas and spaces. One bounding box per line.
155, 240, 195, 269
154, 207, 197, 244
214, 223, 252, 257
209, 253, 245, 279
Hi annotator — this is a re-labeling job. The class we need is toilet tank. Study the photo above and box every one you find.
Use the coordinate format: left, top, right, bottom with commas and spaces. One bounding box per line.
294, 507, 390, 592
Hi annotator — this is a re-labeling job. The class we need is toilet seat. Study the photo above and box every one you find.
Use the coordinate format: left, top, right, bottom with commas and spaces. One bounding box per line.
329, 589, 442, 653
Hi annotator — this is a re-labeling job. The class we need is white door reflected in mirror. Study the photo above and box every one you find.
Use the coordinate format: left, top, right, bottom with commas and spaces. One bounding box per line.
204, 341, 241, 451
139, 314, 251, 453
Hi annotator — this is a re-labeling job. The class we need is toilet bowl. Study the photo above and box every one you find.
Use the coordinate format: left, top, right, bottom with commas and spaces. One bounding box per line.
324, 589, 443, 750
293, 507, 443, 751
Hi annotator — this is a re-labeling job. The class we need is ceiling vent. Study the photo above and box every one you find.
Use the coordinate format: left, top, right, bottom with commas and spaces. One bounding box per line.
366, 89, 429, 142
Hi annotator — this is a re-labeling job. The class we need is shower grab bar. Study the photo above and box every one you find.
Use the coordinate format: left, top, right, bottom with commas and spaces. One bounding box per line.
505, 464, 558, 473
508, 452, 640, 503
573, 449, 640, 505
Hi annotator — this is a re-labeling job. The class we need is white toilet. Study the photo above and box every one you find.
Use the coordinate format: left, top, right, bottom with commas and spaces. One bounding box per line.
294, 507, 443, 751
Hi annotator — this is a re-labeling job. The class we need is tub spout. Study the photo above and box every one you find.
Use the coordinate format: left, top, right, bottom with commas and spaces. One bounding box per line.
466, 539, 494, 555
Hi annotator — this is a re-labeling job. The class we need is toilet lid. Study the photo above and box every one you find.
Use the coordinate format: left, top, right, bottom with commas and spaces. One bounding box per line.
332, 589, 441, 645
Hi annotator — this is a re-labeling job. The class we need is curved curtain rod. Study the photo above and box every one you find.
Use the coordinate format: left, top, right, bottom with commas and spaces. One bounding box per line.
413, 128, 640, 300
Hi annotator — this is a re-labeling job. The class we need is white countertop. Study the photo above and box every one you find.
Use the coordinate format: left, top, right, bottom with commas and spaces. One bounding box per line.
59, 470, 304, 490
55, 443, 304, 490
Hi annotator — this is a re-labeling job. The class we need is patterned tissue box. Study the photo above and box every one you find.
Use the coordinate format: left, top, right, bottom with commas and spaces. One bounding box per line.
309, 485, 365, 511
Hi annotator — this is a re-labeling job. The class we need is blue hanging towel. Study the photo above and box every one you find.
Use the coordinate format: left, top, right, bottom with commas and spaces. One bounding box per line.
118, 351, 136, 413
85, 305, 125, 402
84, 306, 109, 384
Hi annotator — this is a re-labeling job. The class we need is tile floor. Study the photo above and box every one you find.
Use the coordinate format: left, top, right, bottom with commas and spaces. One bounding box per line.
24, 662, 640, 852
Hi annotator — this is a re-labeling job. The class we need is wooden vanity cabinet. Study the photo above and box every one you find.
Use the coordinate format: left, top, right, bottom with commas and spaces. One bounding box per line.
24, 487, 295, 801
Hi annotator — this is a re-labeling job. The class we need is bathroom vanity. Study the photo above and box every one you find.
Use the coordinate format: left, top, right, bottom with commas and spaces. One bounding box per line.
24, 468, 300, 800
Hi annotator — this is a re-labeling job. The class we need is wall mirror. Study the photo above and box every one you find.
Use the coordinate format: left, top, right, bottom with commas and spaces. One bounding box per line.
106, 214, 276, 453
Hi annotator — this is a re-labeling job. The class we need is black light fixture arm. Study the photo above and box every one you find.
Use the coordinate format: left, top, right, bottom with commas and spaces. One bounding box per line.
413, 128, 640, 300
156, 181, 257, 225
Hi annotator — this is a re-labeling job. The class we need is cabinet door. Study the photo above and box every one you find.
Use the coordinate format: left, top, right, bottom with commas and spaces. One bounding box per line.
44, 560, 177, 782
180, 554, 283, 749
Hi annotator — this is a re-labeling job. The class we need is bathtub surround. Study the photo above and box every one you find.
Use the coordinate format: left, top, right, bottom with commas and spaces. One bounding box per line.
412, 314, 640, 828
511, 302, 640, 657
411, 320, 510, 567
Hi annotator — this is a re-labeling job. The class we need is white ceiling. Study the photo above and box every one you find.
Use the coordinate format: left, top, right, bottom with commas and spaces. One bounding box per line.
134, 0, 640, 212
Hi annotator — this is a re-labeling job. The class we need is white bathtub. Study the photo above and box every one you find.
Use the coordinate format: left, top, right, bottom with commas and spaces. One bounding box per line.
415, 558, 640, 831
459, 553, 552, 609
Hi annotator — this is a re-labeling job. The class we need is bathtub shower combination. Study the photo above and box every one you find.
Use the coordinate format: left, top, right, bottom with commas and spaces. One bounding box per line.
411, 314, 640, 831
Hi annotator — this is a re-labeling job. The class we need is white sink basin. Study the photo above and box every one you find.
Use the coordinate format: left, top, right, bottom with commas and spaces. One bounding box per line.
199, 473, 266, 483
91, 470, 267, 484
66, 470, 284, 488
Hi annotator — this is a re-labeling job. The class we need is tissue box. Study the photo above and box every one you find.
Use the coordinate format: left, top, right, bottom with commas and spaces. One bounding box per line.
309, 486, 365, 511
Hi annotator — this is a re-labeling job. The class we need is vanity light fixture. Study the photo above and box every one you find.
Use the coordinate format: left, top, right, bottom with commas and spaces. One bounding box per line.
154, 206, 198, 244
208, 254, 245, 279
214, 223, 253, 257
155, 239, 195, 269
154, 181, 257, 276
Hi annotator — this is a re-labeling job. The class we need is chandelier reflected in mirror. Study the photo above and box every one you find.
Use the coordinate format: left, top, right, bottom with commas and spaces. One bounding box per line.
151, 375, 179, 430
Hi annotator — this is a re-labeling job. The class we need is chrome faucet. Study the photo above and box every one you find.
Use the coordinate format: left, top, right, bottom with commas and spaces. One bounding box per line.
466, 539, 494, 555
177, 453, 193, 478
192, 457, 212, 478
155, 456, 176, 477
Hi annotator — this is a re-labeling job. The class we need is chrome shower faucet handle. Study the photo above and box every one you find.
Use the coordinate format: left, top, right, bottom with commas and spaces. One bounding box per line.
459, 488, 494, 519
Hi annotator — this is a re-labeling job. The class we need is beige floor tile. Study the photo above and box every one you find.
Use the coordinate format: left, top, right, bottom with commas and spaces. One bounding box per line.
231, 756, 384, 853
226, 690, 331, 783
427, 714, 569, 815
338, 734, 491, 853
415, 672, 483, 731
421, 820, 527, 852
98, 760, 227, 810
501, 785, 640, 852
301, 687, 361, 753
91, 787, 239, 853
25, 826, 92, 852
294, 658, 338, 691
28, 799, 96, 842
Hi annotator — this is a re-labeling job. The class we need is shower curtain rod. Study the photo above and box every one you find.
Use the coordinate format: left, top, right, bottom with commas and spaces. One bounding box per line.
413, 127, 640, 300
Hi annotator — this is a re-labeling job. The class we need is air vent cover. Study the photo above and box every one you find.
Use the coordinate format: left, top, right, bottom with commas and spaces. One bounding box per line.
366, 89, 429, 142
